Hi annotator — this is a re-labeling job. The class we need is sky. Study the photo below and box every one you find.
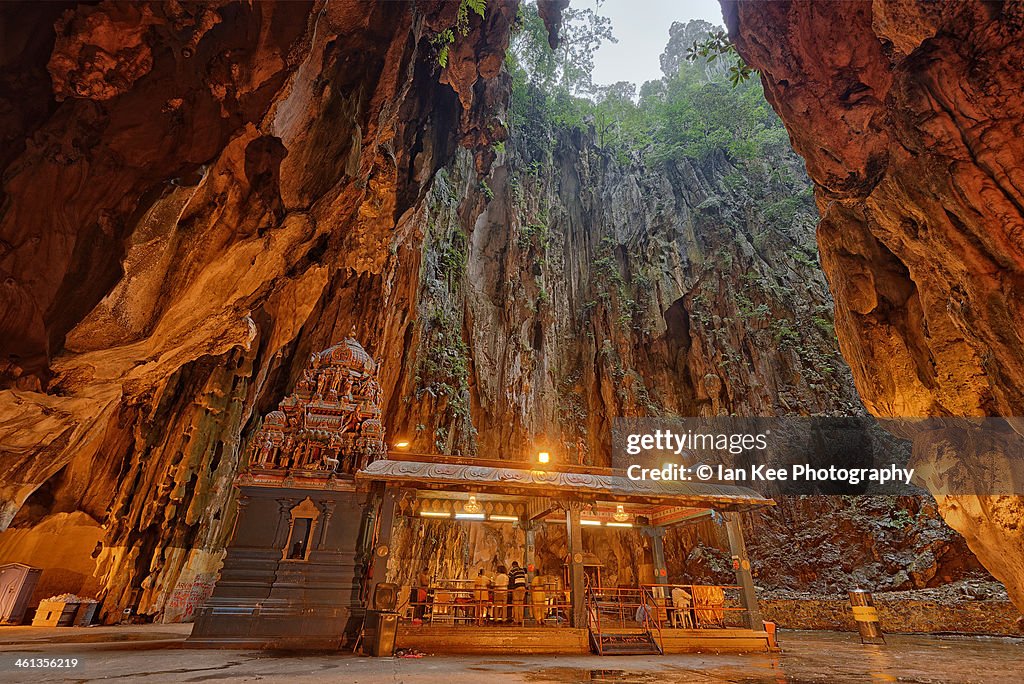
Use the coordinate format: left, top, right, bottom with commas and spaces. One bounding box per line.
589, 0, 725, 87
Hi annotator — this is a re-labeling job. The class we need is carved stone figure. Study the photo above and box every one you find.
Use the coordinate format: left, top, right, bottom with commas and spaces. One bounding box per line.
243, 334, 386, 477
315, 370, 330, 398
329, 370, 344, 395
258, 436, 275, 464
297, 368, 315, 393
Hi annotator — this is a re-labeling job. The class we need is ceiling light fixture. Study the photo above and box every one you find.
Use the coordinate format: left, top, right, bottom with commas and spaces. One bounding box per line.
419, 511, 450, 518
489, 514, 520, 522
580, 519, 602, 526
613, 504, 629, 522
455, 512, 486, 520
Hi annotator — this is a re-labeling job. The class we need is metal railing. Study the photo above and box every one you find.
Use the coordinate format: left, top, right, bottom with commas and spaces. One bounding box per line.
641, 584, 750, 629
585, 586, 664, 654
405, 583, 573, 627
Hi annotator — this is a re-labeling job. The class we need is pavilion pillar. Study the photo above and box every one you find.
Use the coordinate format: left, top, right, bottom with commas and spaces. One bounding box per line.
368, 485, 399, 591
724, 511, 763, 630
643, 526, 668, 586
522, 521, 537, 582
565, 502, 586, 628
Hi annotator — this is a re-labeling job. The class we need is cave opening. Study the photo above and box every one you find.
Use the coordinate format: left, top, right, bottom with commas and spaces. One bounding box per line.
663, 297, 692, 372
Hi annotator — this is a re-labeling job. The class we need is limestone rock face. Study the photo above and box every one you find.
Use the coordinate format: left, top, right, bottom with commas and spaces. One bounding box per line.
724, 0, 1024, 609
391, 126, 861, 462
0, 0, 999, 623
379, 118, 986, 603
0, 0, 517, 622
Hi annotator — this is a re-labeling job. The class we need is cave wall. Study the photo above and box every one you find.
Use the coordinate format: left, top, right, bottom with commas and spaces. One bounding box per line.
389, 121, 862, 463
381, 114, 985, 599
0, 0, 999, 623
723, 0, 1024, 610
0, 0, 519, 622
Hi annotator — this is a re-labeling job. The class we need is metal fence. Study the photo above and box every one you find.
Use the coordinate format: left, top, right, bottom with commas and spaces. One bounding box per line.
406, 581, 573, 627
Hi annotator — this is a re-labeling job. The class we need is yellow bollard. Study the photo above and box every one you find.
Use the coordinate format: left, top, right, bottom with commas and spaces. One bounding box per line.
849, 589, 885, 644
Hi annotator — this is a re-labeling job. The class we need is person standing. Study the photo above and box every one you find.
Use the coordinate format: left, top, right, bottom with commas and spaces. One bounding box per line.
413, 567, 430, 620
530, 570, 547, 625
492, 565, 509, 623
473, 568, 491, 625
508, 561, 528, 625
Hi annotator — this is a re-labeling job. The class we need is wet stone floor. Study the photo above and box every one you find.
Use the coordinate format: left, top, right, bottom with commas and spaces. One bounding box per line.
0, 624, 1022, 683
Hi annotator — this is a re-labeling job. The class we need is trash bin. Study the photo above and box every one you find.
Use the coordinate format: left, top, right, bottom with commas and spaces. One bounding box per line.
764, 620, 779, 649
362, 582, 399, 656
32, 599, 78, 627
363, 609, 399, 656
849, 589, 884, 644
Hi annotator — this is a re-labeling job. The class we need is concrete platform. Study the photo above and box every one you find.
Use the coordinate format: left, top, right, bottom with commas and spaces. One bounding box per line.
397, 624, 590, 654
396, 624, 772, 655
659, 627, 773, 653
1, 623, 1022, 683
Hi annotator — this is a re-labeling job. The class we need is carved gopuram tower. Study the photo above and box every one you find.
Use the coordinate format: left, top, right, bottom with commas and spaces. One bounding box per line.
189, 335, 385, 649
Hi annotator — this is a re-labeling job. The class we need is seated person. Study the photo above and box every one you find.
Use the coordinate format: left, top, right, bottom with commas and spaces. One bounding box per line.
671, 586, 693, 627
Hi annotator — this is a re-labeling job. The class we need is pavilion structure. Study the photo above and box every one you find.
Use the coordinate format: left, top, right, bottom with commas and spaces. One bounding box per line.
189, 336, 777, 655
356, 453, 777, 655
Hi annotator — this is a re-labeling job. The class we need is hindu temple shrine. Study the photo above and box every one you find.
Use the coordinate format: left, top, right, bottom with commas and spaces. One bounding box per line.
189, 336, 777, 656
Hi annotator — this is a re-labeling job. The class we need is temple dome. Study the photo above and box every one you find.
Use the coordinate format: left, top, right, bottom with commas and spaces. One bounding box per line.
316, 335, 375, 374
263, 410, 287, 428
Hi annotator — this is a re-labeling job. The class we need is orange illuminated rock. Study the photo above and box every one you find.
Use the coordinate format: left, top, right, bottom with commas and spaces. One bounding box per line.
725, 0, 1024, 610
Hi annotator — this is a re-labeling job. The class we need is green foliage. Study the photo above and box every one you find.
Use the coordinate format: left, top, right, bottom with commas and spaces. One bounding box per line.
508, 3, 617, 137
432, 0, 488, 68
763, 196, 807, 224
646, 67, 783, 164
480, 179, 494, 201
417, 305, 474, 454
519, 220, 550, 250
685, 29, 755, 86
509, 2, 614, 98
790, 247, 818, 268
737, 293, 770, 320
461, 0, 487, 25
812, 315, 835, 338
882, 508, 914, 530
771, 320, 800, 347
507, 11, 787, 168
431, 28, 455, 68
437, 230, 467, 282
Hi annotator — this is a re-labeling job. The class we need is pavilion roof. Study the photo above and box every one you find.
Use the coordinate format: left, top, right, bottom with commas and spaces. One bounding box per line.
355, 454, 773, 512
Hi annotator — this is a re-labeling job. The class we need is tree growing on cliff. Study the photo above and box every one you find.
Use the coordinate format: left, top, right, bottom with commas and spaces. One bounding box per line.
507, 10, 787, 168
508, 1, 616, 133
